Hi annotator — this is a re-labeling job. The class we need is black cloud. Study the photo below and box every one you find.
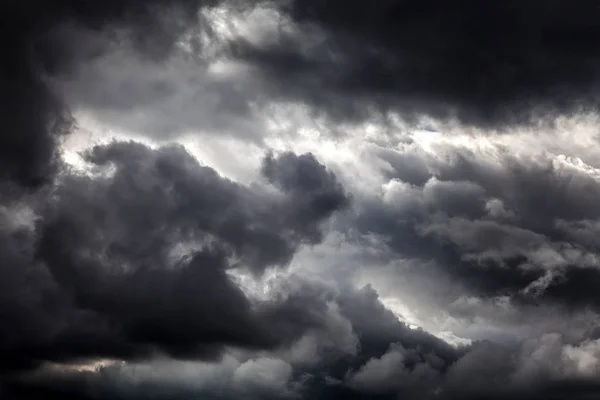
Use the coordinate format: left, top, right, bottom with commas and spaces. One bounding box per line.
0, 0, 218, 187
1, 280, 466, 400
358, 140, 600, 313
232, 0, 600, 128
262, 151, 351, 244
0, 142, 348, 373
5, 1, 600, 399
7, 280, 600, 400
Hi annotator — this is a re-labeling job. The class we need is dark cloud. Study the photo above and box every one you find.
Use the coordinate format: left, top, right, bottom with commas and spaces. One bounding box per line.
0, 141, 348, 373
50, 0, 600, 139
326, 334, 600, 400
11, 284, 600, 400
298, 284, 464, 400
356, 141, 600, 312
0, 280, 466, 400
0, 0, 221, 187
262, 151, 351, 244
5, 1, 600, 399
337, 284, 461, 362
230, 0, 600, 128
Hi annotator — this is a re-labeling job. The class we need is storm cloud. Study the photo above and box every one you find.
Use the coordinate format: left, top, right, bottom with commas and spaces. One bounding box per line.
234, 0, 600, 128
0, 141, 349, 373
4, 1, 600, 400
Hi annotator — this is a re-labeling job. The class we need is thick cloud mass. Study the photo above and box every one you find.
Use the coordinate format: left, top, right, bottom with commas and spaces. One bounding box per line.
4, 1, 600, 400
357, 144, 600, 309
0, 141, 349, 373
0, 0, 216, 187
240, 0, 600, 127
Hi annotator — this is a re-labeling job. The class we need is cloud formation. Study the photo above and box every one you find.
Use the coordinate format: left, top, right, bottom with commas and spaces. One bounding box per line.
1, 0, 209, 186
0, 141, 349, 373
4, 1, 600, 400
236, 0, 600, 128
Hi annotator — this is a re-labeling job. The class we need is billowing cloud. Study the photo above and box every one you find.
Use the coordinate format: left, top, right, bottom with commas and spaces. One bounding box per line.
5, 1, 600, 400
0, 0, 214, 187
356, 134, 600, 310
0, 141, 349, 373
234, 0, 600, 128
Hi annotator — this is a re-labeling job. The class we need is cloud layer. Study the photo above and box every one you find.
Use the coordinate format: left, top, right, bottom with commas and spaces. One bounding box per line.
4, 1, 600, 400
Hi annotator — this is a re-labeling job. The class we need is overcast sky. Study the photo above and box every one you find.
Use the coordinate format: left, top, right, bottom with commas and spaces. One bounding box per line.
4, 1, 600, 399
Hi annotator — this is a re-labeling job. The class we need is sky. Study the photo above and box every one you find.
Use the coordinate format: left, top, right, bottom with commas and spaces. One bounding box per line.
3, 1, 600, 399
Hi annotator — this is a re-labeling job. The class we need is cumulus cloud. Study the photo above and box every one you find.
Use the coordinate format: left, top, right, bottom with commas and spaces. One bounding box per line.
234, 0, 600, 128
5, 1, 600, 400
353, 132, 600, 310
0, 141, 349, 374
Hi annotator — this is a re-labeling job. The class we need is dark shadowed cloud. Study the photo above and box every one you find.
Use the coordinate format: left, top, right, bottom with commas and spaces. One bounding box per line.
0, 141, 348, 374
4, 1, 600, 400
228, 0, 600, 128
352, 136, 600, 313
7, 280, 600, 400
47, 0, 600, 141
0, 0, 222, 187
0, 279, 467, 400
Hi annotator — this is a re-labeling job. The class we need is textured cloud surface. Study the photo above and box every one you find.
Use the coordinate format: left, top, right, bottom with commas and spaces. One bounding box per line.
4, 1, 600, 399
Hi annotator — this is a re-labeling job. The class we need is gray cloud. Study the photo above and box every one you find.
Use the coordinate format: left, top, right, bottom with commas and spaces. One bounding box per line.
231, 0, 600, 129
0, 141, 348, 373
5, 1, 600, 399
353, 138, 600, 312
6, 263, 600, 400
0, 0, 219, 187
53, 41, 264, 140
1, 278, 465, 400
